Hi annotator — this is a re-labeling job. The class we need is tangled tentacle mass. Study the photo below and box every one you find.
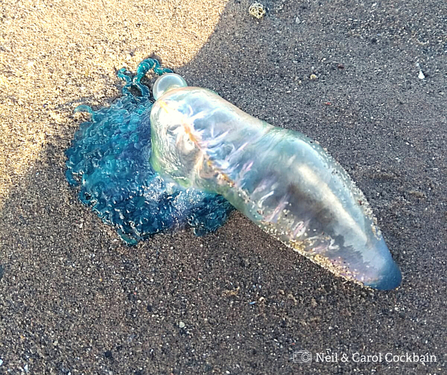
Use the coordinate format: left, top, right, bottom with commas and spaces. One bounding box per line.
65, 60, 233, 244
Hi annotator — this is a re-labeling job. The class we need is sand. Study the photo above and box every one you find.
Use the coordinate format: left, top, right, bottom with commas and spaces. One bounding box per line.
0, 0, 446, 373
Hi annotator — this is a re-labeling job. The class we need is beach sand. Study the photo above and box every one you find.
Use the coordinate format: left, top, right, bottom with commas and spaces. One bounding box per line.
0, 0, 445, 373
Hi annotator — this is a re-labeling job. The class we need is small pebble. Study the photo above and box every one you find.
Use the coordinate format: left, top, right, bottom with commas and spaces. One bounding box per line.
179, 321, 185, 329
309, 74, 318, 80
416, 63, 425, 80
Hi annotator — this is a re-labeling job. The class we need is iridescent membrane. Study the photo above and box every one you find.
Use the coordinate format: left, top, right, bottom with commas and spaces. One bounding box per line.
149, 74, 402, 290
65, 59, 233, 244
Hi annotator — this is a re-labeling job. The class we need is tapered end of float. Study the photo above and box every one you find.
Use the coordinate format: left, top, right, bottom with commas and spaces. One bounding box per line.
334, 236, 402, 291
365, 259, 402, 290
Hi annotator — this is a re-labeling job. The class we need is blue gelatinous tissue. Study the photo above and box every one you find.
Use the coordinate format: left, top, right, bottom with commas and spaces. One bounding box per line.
65, 59, 233, 244
149, 73, 402, 290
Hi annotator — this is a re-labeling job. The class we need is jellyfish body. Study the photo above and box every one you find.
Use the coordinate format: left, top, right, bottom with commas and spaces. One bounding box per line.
149, 74, 402, 290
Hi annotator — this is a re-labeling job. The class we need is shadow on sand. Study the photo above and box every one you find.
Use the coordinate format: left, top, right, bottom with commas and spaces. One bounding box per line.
0, 1, 445, 373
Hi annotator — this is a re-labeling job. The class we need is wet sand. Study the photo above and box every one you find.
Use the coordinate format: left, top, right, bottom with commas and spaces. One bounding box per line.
0, 0, 446, 373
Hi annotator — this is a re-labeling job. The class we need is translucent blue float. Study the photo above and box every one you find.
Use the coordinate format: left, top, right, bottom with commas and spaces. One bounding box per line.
66, 59, 402, 290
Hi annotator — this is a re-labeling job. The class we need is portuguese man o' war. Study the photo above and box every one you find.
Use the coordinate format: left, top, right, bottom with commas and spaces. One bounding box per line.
66, 59, 401, 290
